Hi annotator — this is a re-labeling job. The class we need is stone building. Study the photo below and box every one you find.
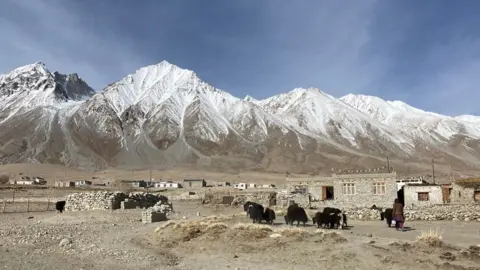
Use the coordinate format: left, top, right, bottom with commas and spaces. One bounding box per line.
55, 181, 75, 188
286, 169, 397, 208
403, 184, 443, 207
183, 179, 206, 188
75, 180, 92, 186
153, 181, 181, 189
132, 180, 147, 188
451, 178, 480, 204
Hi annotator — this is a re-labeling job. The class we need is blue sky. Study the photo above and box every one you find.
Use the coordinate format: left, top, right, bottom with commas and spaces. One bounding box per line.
1, 0, 479, 116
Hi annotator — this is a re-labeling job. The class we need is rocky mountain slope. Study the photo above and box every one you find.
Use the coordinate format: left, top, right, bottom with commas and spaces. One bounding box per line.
0, 61, 479, 174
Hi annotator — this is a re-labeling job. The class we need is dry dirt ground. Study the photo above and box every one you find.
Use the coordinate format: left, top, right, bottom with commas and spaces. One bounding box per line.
1, 201, 479, 270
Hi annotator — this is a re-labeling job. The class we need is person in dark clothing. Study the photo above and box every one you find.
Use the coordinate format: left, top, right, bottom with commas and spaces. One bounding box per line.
392, 198, 406, 231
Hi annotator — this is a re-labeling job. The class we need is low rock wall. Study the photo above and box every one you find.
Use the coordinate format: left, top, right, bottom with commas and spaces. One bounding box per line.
65, 191, 168, 211
335, 204, 480, 222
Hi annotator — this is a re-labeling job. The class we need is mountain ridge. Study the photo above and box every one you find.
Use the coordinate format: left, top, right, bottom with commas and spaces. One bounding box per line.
0, 61, 479, 175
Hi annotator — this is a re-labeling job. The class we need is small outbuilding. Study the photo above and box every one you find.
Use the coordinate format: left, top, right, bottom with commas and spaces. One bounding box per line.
75, 180, 92, 186
451, 178, 480, 204
403, 184, 443, 207
233, 183, 247, 190
55, 181, 75, 188
154, 181, 182, 189
183, 179, 206, 188
132, 180, 147, 188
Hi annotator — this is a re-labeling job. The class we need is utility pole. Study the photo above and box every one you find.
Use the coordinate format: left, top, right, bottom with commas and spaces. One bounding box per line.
149, 170, 152, 189
432, 158, 436, 184
386, 156, 390, 173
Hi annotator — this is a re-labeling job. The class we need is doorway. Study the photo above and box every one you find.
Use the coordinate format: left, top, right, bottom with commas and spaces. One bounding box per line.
474, 191, 480, 202
322, 186, 334, 200
397, 186, 405, 205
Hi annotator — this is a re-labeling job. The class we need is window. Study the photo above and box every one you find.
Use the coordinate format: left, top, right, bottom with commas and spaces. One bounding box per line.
418, 192, 429, 201
373, 182, 386, 195
342, 183, 356, 195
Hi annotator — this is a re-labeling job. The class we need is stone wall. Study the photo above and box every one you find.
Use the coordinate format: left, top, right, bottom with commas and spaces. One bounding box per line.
276, 192, 310, 208
404, 185, 443, 207
451, 183, 476, 204
65, 191, 168, 211
338, 204, 480, 222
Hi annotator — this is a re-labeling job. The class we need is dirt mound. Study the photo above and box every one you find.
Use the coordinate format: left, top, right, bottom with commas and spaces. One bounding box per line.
226, 223, 274, 241
154, 217, 347, 249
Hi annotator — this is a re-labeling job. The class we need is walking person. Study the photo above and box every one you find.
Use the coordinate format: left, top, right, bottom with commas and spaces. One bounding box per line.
392, 198, 406, 231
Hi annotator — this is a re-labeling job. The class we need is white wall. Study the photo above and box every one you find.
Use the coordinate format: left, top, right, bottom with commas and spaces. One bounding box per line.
404, 185, 443, 206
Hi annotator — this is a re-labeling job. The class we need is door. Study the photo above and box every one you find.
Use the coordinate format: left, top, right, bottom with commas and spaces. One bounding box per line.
322, 186, 327, 201
442, 187, 451, 203
474, 191, 480, 202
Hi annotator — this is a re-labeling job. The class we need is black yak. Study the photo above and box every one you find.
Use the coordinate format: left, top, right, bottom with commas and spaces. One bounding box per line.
312, 212, 328, 228
322, 207, 346, 228
263, 208, 276, 225
247, 203, 264, 223
381, 208, 393, 227
285, 204, 308, 227
243, 201, 260, 217
55, 201, 66, 213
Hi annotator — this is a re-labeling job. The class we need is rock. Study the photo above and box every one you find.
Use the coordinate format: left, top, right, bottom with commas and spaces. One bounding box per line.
59, 238, 71, 247
196, 212, 200, 216
465, 218, 470, 222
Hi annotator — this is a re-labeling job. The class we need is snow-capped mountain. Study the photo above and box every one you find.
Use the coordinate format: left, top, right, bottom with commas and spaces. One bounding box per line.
0, 61, 479, 174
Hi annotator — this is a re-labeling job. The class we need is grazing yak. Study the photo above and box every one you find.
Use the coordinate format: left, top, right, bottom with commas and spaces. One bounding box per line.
243, 201, 261, 217
313, 210, 343, 229
263, 207, 276, 225
323, 207, 347, 228
55, 201, 66, 213
247, 203, 265, 223
380, 208, 393, 227
285, 204, 308, 227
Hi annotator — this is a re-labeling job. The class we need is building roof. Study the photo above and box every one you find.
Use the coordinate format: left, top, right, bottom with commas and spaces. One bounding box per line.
454, 178, 480, 188
183, 179, 205, 181
404, 183, 440, 187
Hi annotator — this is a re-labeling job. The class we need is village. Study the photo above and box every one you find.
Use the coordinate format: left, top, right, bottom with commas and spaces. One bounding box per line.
4, 165, 480, 209
1, 165, 480, 270
6, 173, 276, 191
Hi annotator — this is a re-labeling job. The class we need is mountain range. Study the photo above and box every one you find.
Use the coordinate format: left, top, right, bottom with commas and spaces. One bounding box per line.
1, 61, 479, 176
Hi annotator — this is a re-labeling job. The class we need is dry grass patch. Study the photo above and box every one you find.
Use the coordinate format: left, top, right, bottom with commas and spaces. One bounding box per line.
227, 223, 274, 240
154, 217, 230, 242
274, 227, 310, 238
416, 229, 444, 247
201, 214, 235, 223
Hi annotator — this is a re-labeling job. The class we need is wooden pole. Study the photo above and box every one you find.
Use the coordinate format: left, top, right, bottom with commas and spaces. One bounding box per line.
386, 156, 390, 173
432, 158, 436, 184
27, 199, 30, 212
46, 199, 50, 211
12, 189, 15, 203
2, 200, 6, 213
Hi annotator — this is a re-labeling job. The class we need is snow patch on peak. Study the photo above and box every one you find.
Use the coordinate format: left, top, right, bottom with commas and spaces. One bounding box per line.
244, 95, 258, 102
456, 115, 480, 123
1, 62, 51, 80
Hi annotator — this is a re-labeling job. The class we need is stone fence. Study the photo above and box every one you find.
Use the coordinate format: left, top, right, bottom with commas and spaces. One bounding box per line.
323, 204, 480, 222
65, 191, 168, 211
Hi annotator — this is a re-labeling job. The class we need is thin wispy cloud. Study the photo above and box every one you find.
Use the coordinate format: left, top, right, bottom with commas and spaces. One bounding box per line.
0, 0, 479, 115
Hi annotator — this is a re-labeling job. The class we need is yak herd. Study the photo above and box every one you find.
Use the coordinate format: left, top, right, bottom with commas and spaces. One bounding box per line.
243, 201, 348, 230
54, 199, 394, 229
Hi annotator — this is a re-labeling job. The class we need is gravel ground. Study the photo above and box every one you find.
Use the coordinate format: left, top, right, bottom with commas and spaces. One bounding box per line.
0, 201, 479, 270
